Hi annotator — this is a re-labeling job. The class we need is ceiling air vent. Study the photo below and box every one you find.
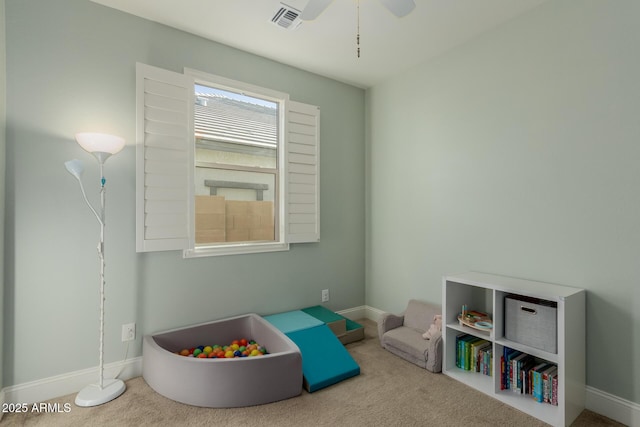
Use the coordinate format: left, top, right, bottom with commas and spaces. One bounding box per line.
271, 3, 302, 30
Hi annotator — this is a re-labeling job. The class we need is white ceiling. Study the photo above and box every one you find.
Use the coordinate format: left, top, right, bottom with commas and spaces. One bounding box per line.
92, 0, 549, 88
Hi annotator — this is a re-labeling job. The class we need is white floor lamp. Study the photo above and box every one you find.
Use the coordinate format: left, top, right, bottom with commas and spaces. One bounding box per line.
65, 132, 126, 407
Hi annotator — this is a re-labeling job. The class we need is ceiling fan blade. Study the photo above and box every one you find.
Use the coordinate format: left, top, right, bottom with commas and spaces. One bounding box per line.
301, 0, 333, 21
380, 0, 415, 17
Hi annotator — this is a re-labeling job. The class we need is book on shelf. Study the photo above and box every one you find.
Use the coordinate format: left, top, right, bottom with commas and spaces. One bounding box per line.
476, 343, 492, 376
471, 339, 491, 373
533, 362, 545, 402
542, 365, 558, 404
501, 347, 521, 390
520, 358, 536, 395
511, 353, 534, 393
532, 362, 552, 403
456, 334, 475, 370
455, 334, 492, 376
499, 347, 558, 405
478, 346, 492, 376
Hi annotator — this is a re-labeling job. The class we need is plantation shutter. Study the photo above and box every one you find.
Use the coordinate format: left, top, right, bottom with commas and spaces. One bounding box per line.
136, 63, 194, 252
286, 101, 320, 243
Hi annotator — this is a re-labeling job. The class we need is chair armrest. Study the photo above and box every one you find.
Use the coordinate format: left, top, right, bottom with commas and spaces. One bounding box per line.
425, 330, 443, 373
377, 313, 404, 342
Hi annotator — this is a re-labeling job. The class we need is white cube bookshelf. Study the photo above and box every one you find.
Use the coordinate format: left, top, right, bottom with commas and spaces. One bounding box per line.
442, 272, 585, 427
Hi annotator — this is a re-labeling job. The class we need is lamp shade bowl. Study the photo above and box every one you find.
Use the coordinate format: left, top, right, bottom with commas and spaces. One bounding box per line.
64, 159, 85, 180
75, 132, 126, 156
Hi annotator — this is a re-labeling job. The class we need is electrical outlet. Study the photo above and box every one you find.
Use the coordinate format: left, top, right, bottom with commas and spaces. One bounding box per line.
122, 323, 136, 342
322, 289, 329, 303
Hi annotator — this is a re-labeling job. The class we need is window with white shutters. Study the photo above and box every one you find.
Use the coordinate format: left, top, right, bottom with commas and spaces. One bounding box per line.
136, 63, 319, 257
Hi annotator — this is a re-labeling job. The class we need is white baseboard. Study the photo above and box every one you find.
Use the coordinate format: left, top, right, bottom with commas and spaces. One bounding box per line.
362, 305, 386, 322
336, 305, 367, 321
2, 305, 638, 427
0, 387, 5, 422
586, 385, 640, 427
337, 305, 385, 323
3, 356, 142, 405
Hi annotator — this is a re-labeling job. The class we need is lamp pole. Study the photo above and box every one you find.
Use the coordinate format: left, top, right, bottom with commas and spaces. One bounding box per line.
97, 164, 106, 390
65, 132, 127, 407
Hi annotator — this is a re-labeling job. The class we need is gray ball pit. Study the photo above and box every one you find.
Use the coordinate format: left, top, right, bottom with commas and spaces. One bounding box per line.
142, 313, 303, 407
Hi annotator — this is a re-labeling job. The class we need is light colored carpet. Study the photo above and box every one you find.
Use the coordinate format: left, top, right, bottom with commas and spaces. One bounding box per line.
2, 319, 622, 426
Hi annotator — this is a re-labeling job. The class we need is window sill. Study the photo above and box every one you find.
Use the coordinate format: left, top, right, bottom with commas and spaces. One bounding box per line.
183, 242, 290, 258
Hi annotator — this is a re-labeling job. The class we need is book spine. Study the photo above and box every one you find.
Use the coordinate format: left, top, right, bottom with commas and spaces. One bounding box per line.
542, 366, 557, 404
474, 344, 480, 372
483, 349, 488, 376
543, 372, 550, 403
504, 350, 510, 390
464, 339, 470, 370
532, 367, 540, 402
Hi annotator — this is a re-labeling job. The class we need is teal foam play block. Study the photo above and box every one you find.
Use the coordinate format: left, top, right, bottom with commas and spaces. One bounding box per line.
286, 324, 360, 392
301, 305, 345, 324
302, 305, 364, 344
263, 310, 324, 334
345, 318, 363, 332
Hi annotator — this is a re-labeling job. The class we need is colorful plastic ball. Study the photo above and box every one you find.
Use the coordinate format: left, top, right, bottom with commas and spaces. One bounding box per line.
179, 338, 270, 359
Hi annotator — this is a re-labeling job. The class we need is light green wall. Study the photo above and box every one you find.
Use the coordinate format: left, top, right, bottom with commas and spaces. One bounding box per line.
4, 0, 365, 386
366, 0, 640, 403
0, 0, 6, 392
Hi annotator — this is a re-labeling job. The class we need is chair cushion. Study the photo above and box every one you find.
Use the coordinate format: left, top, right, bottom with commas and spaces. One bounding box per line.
381, 326, 429, 362
403, 299, 439, 332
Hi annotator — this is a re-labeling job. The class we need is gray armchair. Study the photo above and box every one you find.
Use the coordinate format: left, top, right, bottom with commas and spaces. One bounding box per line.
378, 299, 443, 373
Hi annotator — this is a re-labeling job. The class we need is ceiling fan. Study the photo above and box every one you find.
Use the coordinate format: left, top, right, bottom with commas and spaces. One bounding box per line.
301, 0, 416, 20
271, 0, 416, 57
301, 0, 416, 58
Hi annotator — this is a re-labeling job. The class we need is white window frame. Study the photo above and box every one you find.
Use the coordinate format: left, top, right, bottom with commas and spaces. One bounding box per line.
136, 63, 319, 257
